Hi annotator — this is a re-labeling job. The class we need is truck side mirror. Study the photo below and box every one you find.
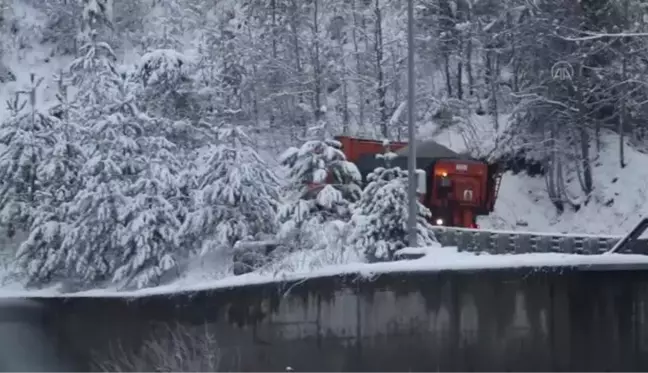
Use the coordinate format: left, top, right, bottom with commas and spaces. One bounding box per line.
415, 169, 426, 194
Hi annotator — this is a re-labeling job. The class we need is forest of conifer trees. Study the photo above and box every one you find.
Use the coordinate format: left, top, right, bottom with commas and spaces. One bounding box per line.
0, 0, 647, 289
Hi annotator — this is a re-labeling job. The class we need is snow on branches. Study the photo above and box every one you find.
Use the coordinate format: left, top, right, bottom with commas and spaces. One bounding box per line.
278, 138, 361, 250
17, 58, 183, 289
70, 31, 119, 112
15, 73, 87, 287
0, 76, 56, 234
179, 125, 280, 256
64, 71, 182, 289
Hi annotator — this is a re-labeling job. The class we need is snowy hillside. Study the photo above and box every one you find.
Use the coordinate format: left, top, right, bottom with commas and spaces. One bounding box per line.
478, 133, 648, 235
3, 0, 647, 241
2, 8, 647, 244
3, 27, 648, 243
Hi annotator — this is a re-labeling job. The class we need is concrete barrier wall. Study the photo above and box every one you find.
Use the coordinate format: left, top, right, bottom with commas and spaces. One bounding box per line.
38, 266, 648, 371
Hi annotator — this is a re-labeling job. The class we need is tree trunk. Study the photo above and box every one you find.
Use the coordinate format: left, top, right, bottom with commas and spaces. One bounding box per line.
545, 122, 564, 212
311, 0, 323, 123
352, 0, 366, 129
289, 0, 306, 137
490, 53, 499, 132
466, 38, 473, 96
580, 124, 593, 195
340, 40, 350, 133
391, 45, 401, 135
269, 0, 278, 127
568, 73, 594, 197
619, 0, 629, 168
373, 0, 388, 137
444, 54, 452, 97
456, 40, 463, 100
619, 52, 627, 168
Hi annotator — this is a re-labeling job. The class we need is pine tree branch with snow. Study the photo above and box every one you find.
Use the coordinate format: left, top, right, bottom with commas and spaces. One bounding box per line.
280, 139, 361, 210
70, 31, 119, 115
113, 180, 181, 289
278, 138, 361, 250
37, 71, 86, 208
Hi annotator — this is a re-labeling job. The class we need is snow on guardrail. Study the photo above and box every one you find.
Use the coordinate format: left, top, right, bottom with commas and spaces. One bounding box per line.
430, 225, 647, 255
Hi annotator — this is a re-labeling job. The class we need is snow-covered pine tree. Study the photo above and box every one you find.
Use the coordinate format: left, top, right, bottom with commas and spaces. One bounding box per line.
65, 69, 181, 289
179, 125, 280, 255
347, 142, 439, 262
15, 71, 87, 287
130, 49, 216, 231
17, 48, 182, 290
113, 88, 184, 289
0, 74, 56, 238
15, 37, 122, 288
132, 48, 214, 157
38, 70, 86, 207
69, 30, 119, 115
15, 29, 125, 289
279, 138, 361, 224
277, 137, 361, 250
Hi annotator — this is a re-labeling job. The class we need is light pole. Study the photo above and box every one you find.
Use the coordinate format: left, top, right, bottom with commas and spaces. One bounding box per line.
406, 0, 417, 248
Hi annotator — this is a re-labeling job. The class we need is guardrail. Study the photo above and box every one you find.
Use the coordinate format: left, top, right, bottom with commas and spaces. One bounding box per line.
432, 218, 648, 255
234, 220, 648, 275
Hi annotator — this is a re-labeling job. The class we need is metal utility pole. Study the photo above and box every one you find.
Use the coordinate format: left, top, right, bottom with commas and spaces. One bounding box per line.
406, 0, 417, 248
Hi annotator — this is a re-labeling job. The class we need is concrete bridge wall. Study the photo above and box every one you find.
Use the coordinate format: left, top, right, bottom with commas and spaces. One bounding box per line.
26, 266, 648, 371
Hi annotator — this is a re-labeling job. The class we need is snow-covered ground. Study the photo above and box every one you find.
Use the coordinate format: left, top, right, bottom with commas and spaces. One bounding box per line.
477, 132, 648, 235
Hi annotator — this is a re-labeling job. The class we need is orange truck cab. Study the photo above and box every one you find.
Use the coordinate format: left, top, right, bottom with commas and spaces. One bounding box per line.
335, 135, 501, 229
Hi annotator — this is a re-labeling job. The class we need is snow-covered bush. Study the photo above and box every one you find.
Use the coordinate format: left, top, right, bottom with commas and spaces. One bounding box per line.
133, 49, 200, 123
136, 49, 189, 88
179, 125, 280, 256
347, 147, 439, 262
